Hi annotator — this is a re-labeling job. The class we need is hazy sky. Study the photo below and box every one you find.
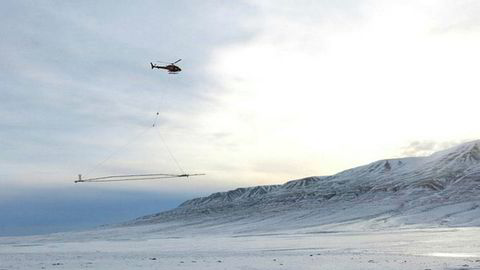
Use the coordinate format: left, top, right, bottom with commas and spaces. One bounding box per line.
1, 0, 480, 235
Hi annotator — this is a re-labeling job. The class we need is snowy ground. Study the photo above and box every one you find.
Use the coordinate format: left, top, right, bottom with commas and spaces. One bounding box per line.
1, 226, 480, 270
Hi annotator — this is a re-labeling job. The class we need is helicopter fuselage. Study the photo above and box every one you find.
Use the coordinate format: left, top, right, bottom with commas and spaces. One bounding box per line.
151, 62, 181, 73
164, 64, 181, 72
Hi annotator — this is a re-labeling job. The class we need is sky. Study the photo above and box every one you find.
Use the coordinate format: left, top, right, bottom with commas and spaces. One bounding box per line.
1, 0, 480, 235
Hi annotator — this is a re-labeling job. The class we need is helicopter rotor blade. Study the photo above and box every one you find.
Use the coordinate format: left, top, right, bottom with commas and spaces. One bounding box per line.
173, 59, 182, 64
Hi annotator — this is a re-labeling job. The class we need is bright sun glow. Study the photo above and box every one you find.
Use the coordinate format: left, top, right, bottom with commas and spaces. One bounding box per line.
196, 0, 480, 183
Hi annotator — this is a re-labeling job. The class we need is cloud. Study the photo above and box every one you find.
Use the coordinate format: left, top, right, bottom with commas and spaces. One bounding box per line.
4, 0, 480, 190
0, 0, 259, 187
400, 140, 470, 157
198, 0, 480, 177
428, 0, 480, 34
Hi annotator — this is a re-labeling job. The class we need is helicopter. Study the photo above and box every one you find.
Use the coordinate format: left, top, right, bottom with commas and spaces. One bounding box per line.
150, 59, 182, 74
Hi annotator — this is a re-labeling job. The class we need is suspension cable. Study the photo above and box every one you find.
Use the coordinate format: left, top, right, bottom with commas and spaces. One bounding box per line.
77, 112, 200, 183
84, 125, 151, 177
154, 127, 186, 175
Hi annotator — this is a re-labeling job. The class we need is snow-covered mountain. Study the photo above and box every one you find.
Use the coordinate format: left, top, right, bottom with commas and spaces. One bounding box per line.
129, 140, 480, 233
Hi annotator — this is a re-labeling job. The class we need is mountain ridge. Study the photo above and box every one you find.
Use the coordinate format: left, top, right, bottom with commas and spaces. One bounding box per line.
178, 140, 480, 207
128, 140, 480, 232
